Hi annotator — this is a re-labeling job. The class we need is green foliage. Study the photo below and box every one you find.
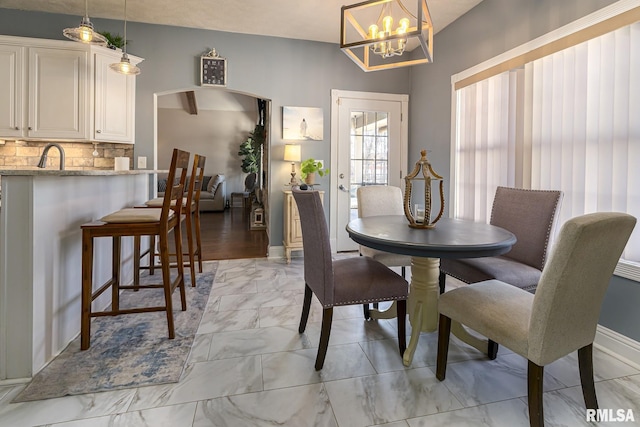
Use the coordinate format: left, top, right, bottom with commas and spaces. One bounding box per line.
300, 158, 330, 179
238, 125, 265, 174
98, 31, 126, 49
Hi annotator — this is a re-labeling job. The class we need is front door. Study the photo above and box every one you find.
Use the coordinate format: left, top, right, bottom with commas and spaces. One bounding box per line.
330, 90, 408, 252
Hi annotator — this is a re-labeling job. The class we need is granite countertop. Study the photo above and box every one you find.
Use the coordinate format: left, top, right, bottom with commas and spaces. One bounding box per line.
0, 169, 169, 176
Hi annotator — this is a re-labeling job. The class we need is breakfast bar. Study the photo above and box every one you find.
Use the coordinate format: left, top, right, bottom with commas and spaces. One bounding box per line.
0, 170, 157, 380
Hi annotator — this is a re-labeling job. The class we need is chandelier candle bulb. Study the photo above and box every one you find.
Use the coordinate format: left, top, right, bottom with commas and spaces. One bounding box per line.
383, 16, 393, 33
369, 25, 378, 39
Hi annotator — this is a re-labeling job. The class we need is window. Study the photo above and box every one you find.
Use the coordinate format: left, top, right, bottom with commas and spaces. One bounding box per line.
452, 16, 640, 279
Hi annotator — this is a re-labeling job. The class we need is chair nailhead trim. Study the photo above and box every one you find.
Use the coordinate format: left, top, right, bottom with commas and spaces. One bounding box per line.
324, 295, 407, 308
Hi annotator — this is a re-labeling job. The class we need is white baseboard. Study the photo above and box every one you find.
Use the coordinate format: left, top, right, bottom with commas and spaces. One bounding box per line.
268, 245, 285, 259
268, 244, 339, 261
594, 325, 640, 370
268, 245, 303, 260
0, 377, 30, 386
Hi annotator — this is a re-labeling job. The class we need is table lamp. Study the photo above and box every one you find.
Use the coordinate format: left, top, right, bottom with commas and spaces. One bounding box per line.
284, 144, 301, 186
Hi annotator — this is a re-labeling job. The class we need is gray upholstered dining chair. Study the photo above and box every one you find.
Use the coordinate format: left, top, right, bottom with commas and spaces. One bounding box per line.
440, 186, 563, 293
436, 212, 636, 427
292, 188, 408, 370
439, 186, 562, 358
357, 185, 412, 319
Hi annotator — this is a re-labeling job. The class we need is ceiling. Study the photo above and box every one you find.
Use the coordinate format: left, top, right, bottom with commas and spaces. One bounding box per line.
1, 0, 484, 113
0, 0, 483, 44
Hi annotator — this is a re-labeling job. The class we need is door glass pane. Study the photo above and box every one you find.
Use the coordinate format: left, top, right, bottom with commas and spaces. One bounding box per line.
349, 110, 391, 221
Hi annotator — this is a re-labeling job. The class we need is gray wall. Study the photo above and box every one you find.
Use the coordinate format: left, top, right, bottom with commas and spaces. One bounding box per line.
408, 0, 639, 341
157, 108, 257, 192
0, 8, 411, 248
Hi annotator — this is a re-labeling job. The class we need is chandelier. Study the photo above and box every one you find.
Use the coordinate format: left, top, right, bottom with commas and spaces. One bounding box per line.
340, 0, 433, 72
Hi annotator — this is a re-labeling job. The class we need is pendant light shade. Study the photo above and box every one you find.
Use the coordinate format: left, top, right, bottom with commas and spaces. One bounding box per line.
63, 0, 107, 46
110, 53, 140, 75
110, 0, 141, 75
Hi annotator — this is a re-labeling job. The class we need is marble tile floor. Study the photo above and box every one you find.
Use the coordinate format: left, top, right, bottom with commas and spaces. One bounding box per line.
1, 256, 639, 427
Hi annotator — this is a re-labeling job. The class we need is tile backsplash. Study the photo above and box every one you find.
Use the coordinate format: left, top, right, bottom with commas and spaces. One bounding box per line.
0, 141, 133, 170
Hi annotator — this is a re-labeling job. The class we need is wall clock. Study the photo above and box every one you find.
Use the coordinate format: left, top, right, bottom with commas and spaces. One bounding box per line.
200, 49, 227, 87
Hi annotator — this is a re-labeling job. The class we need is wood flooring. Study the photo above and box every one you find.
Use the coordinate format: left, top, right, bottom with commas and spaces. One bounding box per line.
196, 208, 269, 260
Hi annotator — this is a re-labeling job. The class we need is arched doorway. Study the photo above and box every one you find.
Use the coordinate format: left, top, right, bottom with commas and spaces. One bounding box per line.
153, 88, 271, 259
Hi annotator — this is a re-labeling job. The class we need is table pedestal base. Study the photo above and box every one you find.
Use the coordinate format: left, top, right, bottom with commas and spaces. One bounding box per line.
366, 256, 491, 366
368, 301, 398, 319
403, 256, 439, 366
401, 256, 490, 366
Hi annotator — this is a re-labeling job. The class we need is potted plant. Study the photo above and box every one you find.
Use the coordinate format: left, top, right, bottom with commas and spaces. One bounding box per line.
98, 31, 126, 50
237, 124, 265, 174
300, 158, 329, 185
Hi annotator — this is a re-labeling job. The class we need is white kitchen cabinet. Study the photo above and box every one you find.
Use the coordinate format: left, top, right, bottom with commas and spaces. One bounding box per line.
0, 44, 23, 138
0, 36, 141, 143
93, 51, 136, 143
283, 190, 324, 263
28, 46, 88, 139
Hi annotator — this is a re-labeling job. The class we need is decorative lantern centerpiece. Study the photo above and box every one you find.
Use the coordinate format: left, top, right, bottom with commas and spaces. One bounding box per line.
403, 150, 444, 228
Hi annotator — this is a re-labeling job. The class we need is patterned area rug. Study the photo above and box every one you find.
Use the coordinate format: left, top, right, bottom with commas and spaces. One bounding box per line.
13, 263, 217, 402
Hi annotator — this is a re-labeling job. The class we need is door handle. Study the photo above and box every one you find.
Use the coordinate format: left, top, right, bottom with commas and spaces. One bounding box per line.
338, 184, 349, 192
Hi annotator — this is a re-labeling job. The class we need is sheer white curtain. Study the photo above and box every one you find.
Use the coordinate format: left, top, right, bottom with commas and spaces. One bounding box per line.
454, 22, 640, 265
526, 23, 640, 263
454, 69, 522, 222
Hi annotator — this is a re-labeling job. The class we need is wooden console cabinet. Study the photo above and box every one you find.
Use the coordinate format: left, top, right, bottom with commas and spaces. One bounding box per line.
283, 190, 324, 263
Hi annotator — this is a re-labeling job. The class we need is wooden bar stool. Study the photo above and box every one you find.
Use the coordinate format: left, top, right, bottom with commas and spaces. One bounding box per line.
132, 152, 189, 286
80, 148, 190, 350
190, 155, 206, 274
140, 154, 206, 286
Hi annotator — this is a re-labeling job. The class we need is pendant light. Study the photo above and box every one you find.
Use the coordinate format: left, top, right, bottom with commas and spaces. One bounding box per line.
110, 0, 141, 75
63, 0, 108, 46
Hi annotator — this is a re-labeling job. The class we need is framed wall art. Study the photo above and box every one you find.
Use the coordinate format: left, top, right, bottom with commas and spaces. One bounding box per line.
282, 106, 323, 141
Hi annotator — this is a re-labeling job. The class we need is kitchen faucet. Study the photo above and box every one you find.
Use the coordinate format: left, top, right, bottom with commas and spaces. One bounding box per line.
37, 143, 66, 170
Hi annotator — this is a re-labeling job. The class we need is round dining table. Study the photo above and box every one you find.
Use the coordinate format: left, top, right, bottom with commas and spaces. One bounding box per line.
346, 215, 516, 366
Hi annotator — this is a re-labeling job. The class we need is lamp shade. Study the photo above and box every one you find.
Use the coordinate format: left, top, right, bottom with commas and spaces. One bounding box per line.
110, 53, 141, 75
284, 144, 301, 162
63, 16, 107, 46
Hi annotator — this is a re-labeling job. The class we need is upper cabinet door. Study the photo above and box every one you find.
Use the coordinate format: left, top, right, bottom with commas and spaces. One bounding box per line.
28, 47, 88, 139
93, 52, 135, 143
0, 44, 24, 138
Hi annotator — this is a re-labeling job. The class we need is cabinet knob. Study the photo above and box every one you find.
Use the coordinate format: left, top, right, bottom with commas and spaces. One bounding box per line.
14, 126, 19, 130
96, 130, 102, 133
28, 126, 32, 130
